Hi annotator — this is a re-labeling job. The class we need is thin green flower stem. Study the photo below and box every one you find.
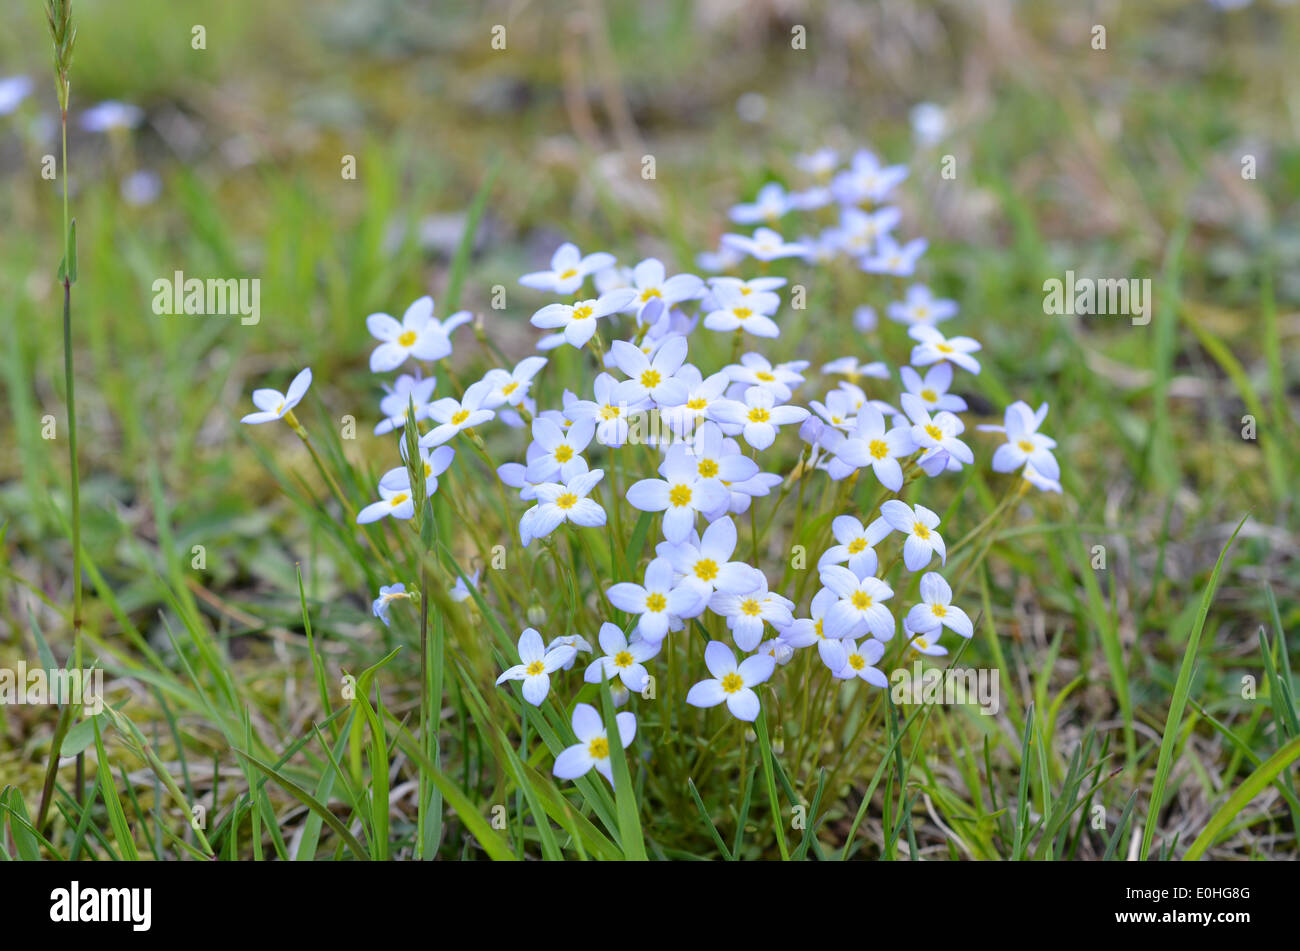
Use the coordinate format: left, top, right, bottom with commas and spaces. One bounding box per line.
756, 708, 790, 860
793, 649, 814, 748
439, 469, 520, 623
515, 705, 528, 853
664, 627, 679, 744
733, 720, 749, 818
460, 429, 517, 525
777, 464, 811, 590
688, 719, 738, 778
545, 535, 581, 622
821, 633, 918, 798
442, 364, 466, 394
472, 322, 512, 367
757, 468, 796, 545
609, 448, 624, 545
53, 45, 87, 809
952, 481, 1027, 598
831, 639, 975, 837
792, 476, 851, 605
812, 673, 862, 784
416, 509, 432, 859
819, 684, 889, 804
948, 478, 1023, 557
570, 524, 605, 627
794, 657, 832, 775
284, 412, 357, 523
816, 640, 916, 800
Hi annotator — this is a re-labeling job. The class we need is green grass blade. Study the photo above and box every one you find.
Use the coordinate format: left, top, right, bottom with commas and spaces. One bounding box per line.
1182, 735, 1300, 861
1140, 514, 1247, 860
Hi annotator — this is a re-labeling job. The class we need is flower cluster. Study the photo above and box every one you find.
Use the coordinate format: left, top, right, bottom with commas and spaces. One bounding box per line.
241, 146, 1062, 787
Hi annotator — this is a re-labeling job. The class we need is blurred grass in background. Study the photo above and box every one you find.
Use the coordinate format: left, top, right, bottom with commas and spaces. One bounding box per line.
0, 0, 1297, 858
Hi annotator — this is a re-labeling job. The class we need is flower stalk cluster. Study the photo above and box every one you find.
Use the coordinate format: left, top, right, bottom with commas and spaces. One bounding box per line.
242, 145, 1062, 795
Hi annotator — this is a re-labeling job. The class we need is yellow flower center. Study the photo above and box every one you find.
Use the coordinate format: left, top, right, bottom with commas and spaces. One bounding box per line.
936, 343, 953, 354
921, 388, 938, 402
733, 307, 752, 320
739, 287, 753, 296
851, 591, 872, 610
740, 598, 762, 616
720, 672, 744, 693
640, 288, 661, 301
931, 604, 947, 617
640, 369, 662, 388
614, 650, 634, 668
424, 462, 433, 478
502, 381, 519, 395
686, 398, 707, 410
756, 371, 775, 381
600, 404, 621, 420
914, 637, 929, 650
451, 409, 471, 425
747, 407, 771, 423
869, 439, 890, 460
697, 459, 719, 478
559, 268, 579, 280
848, 654, 865, 671
668, 484, 693, 507
571, 305, 593, 320
398, 330, 418, 347
848, 538, 867, 554
693, 558, 718, 581
645, 592, 667, 612
814, 618, 824, 638
588, 736, 609, 759
390, 493, 409, 506
525, 660, 546, 676
913, 521, 931, 539
924, 424, 943, 441
554, 445, 574, 463
1017, 439, 1035, 453
555, 492, 578, 510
